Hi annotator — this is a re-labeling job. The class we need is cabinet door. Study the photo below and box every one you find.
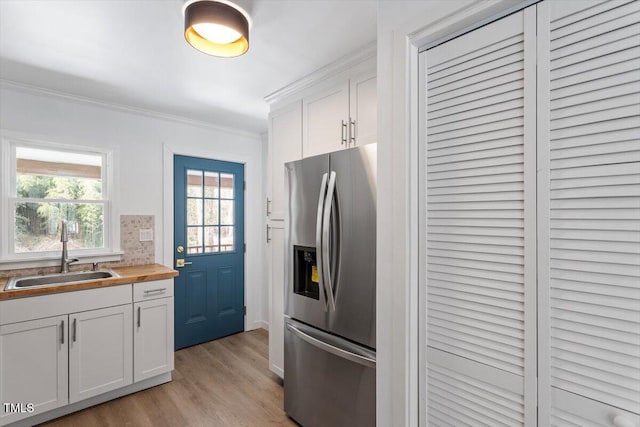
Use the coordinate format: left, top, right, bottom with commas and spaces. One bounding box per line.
268, 222, 285, 378
269, 102, 302, 220
349, 72, 377, 146
537, 0, 640, 424
302, 81, 349, 157
424, 8, 537, 426
69, 304, 133, 403
0, 316, 68, 425
134, 298, 174, 382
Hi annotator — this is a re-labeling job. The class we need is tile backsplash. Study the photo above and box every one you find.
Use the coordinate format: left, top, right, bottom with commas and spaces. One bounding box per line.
0, 215, 156, 278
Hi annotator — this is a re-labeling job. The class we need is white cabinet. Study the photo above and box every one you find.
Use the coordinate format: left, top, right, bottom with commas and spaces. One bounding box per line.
302, 75, 377, 158
349, 71, 377, 146
0, 280, 175, 425
69, 305, 132, 403
302, 81, 350, 157
268, 223, 285, 378
134, 297, 174, 382
268, 103, 302, 220
0, 315, 68, 425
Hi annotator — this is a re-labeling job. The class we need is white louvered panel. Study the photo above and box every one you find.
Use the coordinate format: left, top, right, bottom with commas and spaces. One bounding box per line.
426, 12, 527, 376
427, 348, 525, 426
425, 8, 536, 425
545, 0, 640, 417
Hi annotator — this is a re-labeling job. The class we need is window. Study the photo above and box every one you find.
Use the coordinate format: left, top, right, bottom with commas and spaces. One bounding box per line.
186, 169, 235, 254
3, 140, 113, 259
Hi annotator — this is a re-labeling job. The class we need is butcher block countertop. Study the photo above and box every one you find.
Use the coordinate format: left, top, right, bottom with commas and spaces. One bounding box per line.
0, 263, 178, 300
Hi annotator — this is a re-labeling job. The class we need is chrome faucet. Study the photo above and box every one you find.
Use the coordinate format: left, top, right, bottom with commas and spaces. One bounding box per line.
60, 220, 79, 273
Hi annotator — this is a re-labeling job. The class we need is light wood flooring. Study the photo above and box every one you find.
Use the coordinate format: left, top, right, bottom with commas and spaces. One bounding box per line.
41, 329, 297, 427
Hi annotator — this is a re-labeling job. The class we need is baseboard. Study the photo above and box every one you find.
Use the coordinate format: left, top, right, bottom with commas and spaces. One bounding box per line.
248, 320, 269, 331
4, 373, 172, 427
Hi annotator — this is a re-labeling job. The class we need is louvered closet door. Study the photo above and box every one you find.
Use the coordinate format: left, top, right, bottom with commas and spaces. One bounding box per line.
425, 8, 537, 426
537, 0, 640, 425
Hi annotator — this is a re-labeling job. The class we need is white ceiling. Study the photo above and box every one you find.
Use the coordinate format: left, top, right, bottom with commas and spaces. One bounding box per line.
0, 0, 377, 133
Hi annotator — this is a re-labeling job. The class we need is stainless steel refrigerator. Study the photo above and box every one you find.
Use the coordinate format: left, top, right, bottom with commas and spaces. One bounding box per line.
284, 144, 376, 427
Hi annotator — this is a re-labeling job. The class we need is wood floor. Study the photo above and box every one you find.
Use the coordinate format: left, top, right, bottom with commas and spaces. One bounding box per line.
41, 329, 297, 427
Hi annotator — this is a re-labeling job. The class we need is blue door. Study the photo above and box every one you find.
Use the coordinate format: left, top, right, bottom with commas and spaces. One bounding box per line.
174, 155, 245, 349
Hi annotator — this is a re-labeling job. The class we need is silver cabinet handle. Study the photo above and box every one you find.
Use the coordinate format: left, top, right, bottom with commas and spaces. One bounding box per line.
341, 120, 347, 145
72, 318, 77, 342
349, 118, 356, 146
143, 288, 167, 294
322, 171, 337, 312
60, 320, 65, 345
286, 322, 375, 369
266, 225, 272, 243
137, 306, 141, 328
316, 173, 329, 311
266, 197, 272, 216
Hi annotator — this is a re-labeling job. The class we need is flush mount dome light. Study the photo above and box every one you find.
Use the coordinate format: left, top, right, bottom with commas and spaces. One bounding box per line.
183, 0, 252, 57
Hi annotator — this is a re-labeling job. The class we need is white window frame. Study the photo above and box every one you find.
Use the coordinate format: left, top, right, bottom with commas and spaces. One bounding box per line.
0, 136, 122, 268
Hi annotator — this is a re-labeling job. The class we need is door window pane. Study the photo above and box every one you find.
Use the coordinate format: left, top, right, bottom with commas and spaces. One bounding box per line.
204, 226, 219, 252
204, 199, 219, 225
204, 172, 219, 198
220, 226, 234, 252
220, 173, 234, 199
187, 170, 203, 197
220, 200, 234, 225
187, 199, 202, 226
187, 227, 203, 254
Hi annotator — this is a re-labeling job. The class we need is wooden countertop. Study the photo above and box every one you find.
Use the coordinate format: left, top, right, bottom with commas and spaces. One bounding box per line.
0, 263, 178, 300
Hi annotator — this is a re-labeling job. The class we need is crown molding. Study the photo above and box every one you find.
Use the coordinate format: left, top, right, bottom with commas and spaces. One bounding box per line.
264, 41, 376, 105
0, 79, 263, 140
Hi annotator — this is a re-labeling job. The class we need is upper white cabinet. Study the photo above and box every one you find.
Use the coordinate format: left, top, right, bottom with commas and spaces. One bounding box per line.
302, 75, 377, 157
302, 81, 350, 157
69, 304, 133, 403
0, 315, 68, 425
268, 102, 302, 220
266, 51, 376, 221
349, 71, 377, 147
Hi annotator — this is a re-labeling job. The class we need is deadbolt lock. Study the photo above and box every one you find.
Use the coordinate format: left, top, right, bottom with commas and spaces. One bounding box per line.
176, 245, 184, 253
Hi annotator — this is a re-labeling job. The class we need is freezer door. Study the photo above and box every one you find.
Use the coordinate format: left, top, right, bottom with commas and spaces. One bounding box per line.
326, 144, 377, 349
284, 154, 330, 330
284, 318, 376, 427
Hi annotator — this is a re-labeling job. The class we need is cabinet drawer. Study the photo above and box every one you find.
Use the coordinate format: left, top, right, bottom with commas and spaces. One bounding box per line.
133, 279, 174, 302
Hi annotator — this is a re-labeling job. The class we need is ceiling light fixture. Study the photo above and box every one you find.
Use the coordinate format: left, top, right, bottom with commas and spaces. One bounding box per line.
183, 0, 252, 57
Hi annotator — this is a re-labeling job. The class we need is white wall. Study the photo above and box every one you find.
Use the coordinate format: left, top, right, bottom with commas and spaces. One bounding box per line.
0, 83, 267, 329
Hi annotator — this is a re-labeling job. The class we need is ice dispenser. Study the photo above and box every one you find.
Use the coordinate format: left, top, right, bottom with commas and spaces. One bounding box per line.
293, 246, 319, 300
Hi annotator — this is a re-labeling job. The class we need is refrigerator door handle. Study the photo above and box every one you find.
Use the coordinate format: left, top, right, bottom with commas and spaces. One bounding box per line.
286, 322, 376, 369
316, 172, 329, 312
322, 171, 337, 311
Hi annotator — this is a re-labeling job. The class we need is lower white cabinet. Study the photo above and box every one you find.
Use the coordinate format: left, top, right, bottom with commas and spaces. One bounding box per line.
268, 222, 285, 378
0, 315, 68, 425
134, 297, 174, 382
69, 305, 133, 403
0, 280, 175, 426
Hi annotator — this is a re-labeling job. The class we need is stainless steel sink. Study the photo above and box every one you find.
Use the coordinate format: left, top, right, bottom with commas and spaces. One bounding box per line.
5, 270, 120, 290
